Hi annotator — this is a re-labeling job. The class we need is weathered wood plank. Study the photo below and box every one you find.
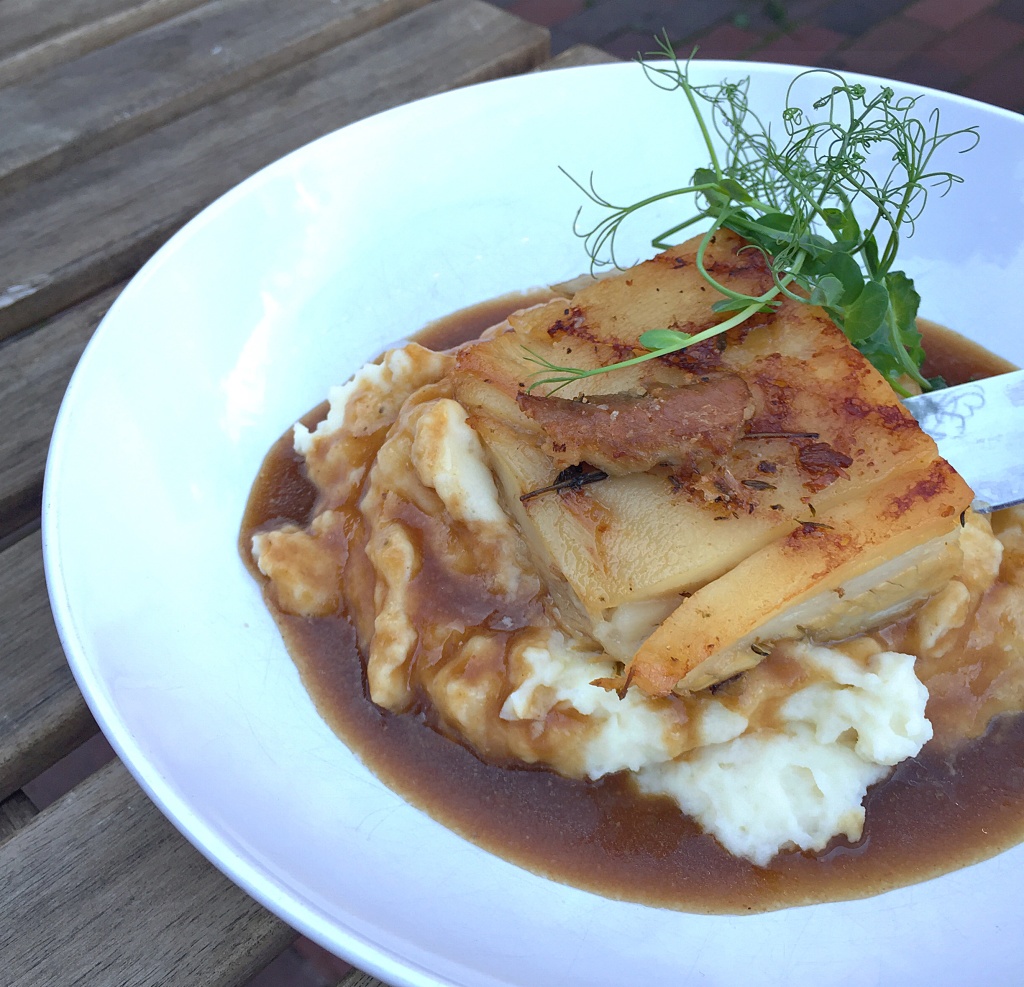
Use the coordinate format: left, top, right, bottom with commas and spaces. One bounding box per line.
540, 43, 618, 69
0, 529, 96, 801
0, 758, 295, 986
0, 791, 38, 845
0, 0, 211, 88
338, 970, 390, 987
0, 0, 431, 197
0, 0, 549, 340
1, 0, 202, 61
0, 287, 118, 540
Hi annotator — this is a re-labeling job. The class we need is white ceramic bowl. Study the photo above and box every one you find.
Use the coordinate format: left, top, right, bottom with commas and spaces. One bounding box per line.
44, 62, 1024, 987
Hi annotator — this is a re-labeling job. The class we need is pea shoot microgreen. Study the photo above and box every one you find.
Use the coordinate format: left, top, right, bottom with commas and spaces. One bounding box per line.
527, 34, 979, 397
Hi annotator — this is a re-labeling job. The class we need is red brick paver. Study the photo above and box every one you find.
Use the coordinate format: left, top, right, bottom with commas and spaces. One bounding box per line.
691, 23, 761, 60
604, 31, 664, 62
497, 0, 1024, 113
925, 12, 1024, 76
833, 14, 941, 76
963, 44, 1024, 109
906, 0, 996, 30
506, 0, 584, 29
888, 49, 964, 91
757, 24, 848, 65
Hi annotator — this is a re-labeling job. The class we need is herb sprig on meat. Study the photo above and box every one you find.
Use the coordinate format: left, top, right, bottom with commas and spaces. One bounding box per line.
528, 35, 979, 396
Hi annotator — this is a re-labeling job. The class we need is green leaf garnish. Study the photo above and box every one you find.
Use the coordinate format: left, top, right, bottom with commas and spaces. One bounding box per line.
809, 274, 845, 309
535, 33, 979, 395
843, 279, 890, 343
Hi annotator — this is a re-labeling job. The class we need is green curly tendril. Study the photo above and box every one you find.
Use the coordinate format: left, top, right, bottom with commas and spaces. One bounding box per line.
527, 33, 979, 397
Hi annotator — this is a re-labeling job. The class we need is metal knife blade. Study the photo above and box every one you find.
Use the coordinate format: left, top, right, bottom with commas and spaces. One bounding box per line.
903, 369, 1024, 513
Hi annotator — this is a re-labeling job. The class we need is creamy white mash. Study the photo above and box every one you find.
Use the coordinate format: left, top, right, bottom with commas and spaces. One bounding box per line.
251, 340, 974, 867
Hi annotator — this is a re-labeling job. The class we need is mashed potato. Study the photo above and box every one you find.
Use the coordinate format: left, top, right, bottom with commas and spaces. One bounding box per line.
250, 233, 1024, 873
506, 636, 930, 865
250, 338, 1021, 867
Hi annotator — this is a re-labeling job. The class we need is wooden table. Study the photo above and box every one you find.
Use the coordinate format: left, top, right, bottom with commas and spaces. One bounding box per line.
0, 3, 612, 983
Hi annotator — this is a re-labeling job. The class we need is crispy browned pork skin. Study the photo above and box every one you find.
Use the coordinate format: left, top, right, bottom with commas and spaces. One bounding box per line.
452, 230, 974, 697
516, 373, 755, 476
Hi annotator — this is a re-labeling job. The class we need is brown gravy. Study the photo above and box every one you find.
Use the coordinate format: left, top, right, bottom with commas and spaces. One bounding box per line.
240, 299, 1024, 913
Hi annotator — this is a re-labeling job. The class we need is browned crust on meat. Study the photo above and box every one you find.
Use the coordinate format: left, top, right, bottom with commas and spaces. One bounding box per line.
516, 374, 755, 475
451, 229, 974, 685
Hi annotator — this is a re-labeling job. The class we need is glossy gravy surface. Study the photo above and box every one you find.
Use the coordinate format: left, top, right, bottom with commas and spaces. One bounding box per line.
241, 300, 1024, 913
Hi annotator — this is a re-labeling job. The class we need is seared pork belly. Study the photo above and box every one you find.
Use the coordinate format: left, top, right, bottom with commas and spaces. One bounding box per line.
453, 229, 974, 695
516, 374, 754, 475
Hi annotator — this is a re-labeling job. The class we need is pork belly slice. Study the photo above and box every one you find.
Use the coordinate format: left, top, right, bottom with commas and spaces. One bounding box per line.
471, 413, 791, 610
516, 374, 754, 475
453, 229, 973, 690
628, 459, 968, 695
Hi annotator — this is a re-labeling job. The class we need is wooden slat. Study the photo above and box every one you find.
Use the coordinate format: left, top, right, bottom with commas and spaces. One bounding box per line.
1, 0, 202, 60
540, 43, 618, 69
0, 529, 96, 801
0, 791, 38, 845
0, 758, 295, 987
0, 0, 212, 87
338, 972, 389, 987
0, 0, 431, 197
0, 287, 119, 540
0, 0, 549, 340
